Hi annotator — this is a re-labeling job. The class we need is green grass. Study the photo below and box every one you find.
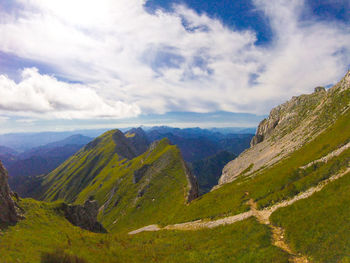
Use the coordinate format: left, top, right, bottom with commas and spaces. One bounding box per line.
0, 199, 288, 263
270, 171, 350, 263
38, 133, 193, 233
41, 130, 126, 202
165, 105, 350, 223
0, 199, 105, 263
35, 93, 350, 229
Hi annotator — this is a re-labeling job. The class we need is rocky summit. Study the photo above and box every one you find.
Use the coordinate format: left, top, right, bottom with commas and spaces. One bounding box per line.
219, 71, 350, 185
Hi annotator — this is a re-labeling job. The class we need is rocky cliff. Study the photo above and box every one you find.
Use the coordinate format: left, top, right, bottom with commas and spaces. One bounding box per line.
219, 71, 350, 186
61, 199, 107, 233
0, 161, 22, 225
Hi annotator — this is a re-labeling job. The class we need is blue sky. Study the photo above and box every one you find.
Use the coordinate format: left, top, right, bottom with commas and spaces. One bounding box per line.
0, 0, 349, 133
145, 0, 350, 45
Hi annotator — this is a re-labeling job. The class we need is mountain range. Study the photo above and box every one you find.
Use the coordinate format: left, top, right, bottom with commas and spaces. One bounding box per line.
1, 127, 253, 196
0, 71, 349, 262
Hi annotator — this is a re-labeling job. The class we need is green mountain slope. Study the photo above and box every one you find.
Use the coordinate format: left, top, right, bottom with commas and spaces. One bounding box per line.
271, 169, 350, 262
37, 129, 198, 232
162, 88, 349, 226
0, 199, 288, 263
40, 129, 138, 202
220, 71, 350, 185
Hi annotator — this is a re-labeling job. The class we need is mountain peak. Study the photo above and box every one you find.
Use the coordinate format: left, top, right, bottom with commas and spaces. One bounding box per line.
220, 72, 350, 185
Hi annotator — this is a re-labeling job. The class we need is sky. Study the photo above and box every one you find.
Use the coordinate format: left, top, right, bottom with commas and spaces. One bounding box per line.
0, 0, 349, 133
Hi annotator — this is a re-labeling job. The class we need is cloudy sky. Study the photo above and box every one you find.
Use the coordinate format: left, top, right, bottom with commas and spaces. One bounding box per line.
0, 0, 349, 132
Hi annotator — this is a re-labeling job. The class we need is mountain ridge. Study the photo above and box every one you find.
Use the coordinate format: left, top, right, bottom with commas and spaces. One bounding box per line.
219, 70, 350, 185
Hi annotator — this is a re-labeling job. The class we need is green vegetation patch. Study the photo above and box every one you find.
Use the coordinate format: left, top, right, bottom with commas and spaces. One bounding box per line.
0, 198, 288, 263
37, 133, 193, 233
166, 108, 350, 224
270, 171, 350, 263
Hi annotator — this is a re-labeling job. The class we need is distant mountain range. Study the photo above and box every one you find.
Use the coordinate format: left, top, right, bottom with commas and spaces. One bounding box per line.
2, 135, 92, 195
0, 129, 107, 152
146, 126, 252, 162
0, 127, 255, 152
1, 126, 253, 196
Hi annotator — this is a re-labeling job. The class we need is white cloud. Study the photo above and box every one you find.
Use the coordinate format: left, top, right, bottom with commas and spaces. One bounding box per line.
0, 0, 349, 119
0, 68, 140, 119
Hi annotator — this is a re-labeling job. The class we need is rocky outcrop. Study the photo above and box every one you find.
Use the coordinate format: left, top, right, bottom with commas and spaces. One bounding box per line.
0, 161, 22, 225
250, 115, 279, 147
61, 199, 107, 233
250, 86, 326, 148
314, 86, 326, 93
219, 71, 350, 186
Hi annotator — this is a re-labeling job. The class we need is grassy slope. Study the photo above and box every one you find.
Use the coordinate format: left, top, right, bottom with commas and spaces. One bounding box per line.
40, 131, 193, 232
0, 199, 288, 263
45, 99, 348, 228
37, 81, 350, 228
41, 130, 125, 202
167, 100, 350, 224
93, 139, 192, 232
270, 170, 350, 263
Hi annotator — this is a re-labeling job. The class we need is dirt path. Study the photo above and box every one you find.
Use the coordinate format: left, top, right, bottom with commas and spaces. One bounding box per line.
270, 226, 309, 263
128, 224, 161, 235
163, 211, 253, 231
129, 167, 350, 261
247, 199, 309, 263
301, 141, 350, 169
129, 168, 350, 232
262, 166, 350, 223
130, 167, 350, 235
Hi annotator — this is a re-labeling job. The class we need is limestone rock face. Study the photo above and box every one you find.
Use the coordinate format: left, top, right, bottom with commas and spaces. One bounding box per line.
61, 200, 107, 233
0, 161, 22, 225
250, 113, 279, 147
219, 71, 350, 186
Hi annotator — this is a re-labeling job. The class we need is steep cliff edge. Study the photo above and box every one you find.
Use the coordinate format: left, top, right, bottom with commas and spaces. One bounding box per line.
60, 199, 107, 233
0, 161, 22, 225
219, 71, 350, 185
